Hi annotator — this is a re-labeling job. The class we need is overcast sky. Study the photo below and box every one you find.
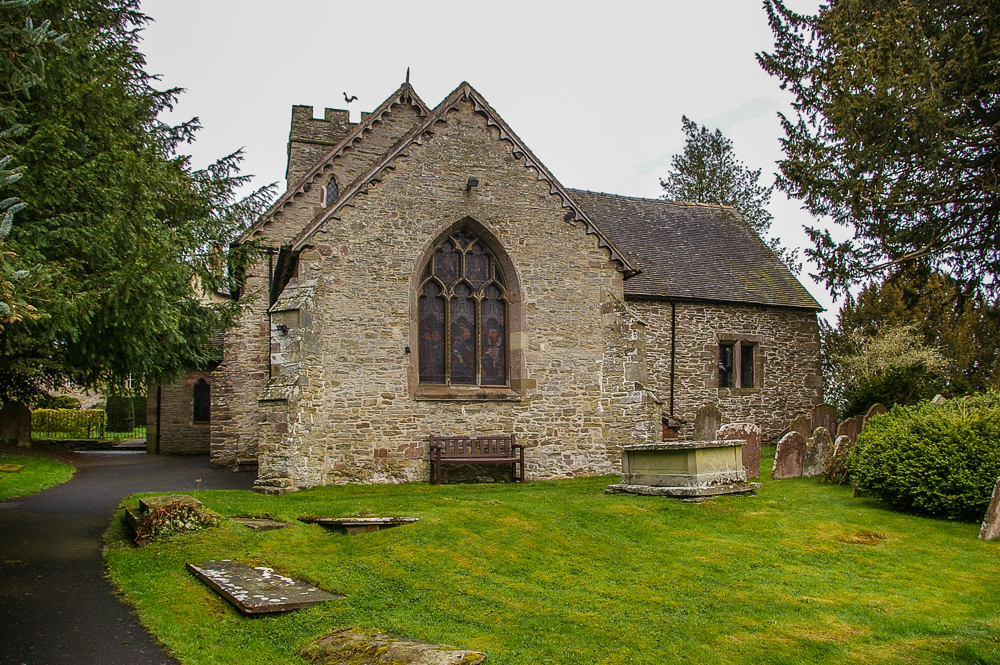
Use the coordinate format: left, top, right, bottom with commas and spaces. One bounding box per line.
139, 0, 837, 317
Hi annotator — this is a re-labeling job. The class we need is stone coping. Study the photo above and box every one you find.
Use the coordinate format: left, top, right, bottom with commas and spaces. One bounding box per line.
622, 440, 746, 451
606, 481, 761, 497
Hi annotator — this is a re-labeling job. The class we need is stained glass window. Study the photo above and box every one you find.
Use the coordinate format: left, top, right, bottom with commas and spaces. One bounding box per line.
417, 228, 508, 388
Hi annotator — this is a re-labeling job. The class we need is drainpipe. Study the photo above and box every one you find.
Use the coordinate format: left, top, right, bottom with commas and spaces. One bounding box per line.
155, 384, 162, 454
670, 301, 676, 416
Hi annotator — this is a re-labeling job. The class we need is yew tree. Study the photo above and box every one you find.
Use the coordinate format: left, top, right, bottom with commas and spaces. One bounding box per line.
0, 0, 271, 402
758, 0, 1000, 299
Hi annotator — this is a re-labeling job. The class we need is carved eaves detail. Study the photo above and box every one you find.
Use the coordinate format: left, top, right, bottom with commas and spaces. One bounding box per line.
289, 82, 638, 275
238, 83, 429, 243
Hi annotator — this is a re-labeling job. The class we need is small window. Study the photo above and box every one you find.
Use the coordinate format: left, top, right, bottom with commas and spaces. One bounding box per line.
193, 379, 211, 424
719, 341, 756, 389
740, 343, 754, 389
325, 176, 339, 206
719, 343, 735, 388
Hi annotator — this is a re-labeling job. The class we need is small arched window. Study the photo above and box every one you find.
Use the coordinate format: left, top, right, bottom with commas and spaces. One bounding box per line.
325, 175, 339, 206
193, 378, 211, 424
418, 228, 508, 387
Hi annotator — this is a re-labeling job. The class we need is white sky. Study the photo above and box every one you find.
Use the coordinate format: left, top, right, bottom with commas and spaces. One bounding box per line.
139, 0, 838, 318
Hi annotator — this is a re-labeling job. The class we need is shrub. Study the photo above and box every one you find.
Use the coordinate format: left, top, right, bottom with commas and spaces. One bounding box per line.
33, 394, 81, 410
134, 504, 220, 544
32, 409, 107, 437
848, 394, 1000, 521
842, 363, 949, 418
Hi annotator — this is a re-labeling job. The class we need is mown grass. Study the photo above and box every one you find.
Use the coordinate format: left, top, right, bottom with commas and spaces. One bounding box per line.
104, 449, 1000, 665
0, 449, 75, 500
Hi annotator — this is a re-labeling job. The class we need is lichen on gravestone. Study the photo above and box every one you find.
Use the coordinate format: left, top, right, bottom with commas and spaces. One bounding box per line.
802, 427, 833, 478
301, 628, 485, 664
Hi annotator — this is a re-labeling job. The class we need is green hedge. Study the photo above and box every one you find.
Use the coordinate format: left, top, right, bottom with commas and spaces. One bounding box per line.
32, 409, 107, 438
848, 393, 1000, 521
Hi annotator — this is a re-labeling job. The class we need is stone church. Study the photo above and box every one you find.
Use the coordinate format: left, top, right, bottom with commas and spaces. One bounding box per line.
202, 80, 822, 494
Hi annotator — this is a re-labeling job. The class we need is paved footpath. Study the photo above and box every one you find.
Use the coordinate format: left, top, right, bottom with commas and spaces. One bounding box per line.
0, 448, 255, 664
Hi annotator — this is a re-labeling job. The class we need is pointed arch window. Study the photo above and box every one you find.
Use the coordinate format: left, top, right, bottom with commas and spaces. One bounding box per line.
325, 176, 339, 206
418, 228, 508, 387
193, 378, 211, 424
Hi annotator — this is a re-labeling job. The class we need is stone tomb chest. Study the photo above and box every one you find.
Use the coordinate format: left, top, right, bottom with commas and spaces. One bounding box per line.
607, 441, 762, 498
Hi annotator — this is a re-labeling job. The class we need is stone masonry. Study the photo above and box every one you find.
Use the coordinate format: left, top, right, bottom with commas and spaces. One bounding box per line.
147, 370, 214, 454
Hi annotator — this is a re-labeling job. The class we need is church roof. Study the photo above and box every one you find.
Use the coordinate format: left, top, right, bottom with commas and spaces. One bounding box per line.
570, 190, 822, 311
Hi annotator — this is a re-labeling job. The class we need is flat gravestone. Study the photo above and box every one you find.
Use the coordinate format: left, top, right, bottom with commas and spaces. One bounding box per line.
802, 427, 833, 477
187, 560, 340, 614
772, 432, 806, 480
308, 629, 486, 664
835, 416, 862, 445
789, 414, 812, 440
980, 475, 1000, 541
717, 423, 762, 480
863, 403, 889, 430
0, 463, 24, 472
811, 404, 838, 441
692, 404, 722, 441
299, 515, 418, 535
0, 401, 31, 447
229, 516, 289, 532
139, 494, 202, 514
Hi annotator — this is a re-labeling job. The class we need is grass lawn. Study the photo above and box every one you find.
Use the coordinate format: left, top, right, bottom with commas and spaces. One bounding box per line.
0, 449, 75, 501
104, 448, 1000, 665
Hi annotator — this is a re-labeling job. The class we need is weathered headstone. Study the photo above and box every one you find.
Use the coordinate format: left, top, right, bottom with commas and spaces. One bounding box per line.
187, 560, 340, 614
0, 401, 32, 447
802, 427, 833, 477
863, 403, 889, 430
789, 414, 812, 440
692, 404, 722, 442
932, 394, 947, 404
811, 404, 838, 441
835, 416, 862, 445
980, 475, 1000, 541
772, 431, 806, 479
308, 629, 486, 665
832, 434, 854, 460
717, 423, 762, 480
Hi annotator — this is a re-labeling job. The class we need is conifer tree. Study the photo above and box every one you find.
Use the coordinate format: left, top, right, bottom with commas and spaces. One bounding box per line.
0, 0, 273, 401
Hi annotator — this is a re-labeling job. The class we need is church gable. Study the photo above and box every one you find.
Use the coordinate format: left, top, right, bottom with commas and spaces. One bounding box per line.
240, 83, 429, 246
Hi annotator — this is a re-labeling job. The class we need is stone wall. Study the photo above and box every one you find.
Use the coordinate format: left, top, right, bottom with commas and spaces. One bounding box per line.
631, 300, 822, 442
146, 370, 214, 454
226, 99, 659, 493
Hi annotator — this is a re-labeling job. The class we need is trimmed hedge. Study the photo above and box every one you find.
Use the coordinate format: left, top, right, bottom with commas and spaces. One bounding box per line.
848, 393, 1000, 521
32, 409, 108, 437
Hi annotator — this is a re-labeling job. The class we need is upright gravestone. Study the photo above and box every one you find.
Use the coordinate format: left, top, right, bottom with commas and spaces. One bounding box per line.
717, 423, 762, 480
772, 431, 806, 480
802, 427, 833, 477
863, 403, 889, 431
835, 416, 862, 445
832, 434, 854, 460
811, 404, 838, 442
789, 414, 812, 440
932, 394, 947, 404
980, 475, 1000, 541
692, 404, 722, 442
0, 401, 32, 447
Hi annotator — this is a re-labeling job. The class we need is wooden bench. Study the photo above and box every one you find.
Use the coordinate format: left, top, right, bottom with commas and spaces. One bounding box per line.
429, 433, 524, 485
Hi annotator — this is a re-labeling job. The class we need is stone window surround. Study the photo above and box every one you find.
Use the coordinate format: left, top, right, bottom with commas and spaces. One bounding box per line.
409, 217, 529, 402
193, 377, 211, 425
715, 334, 762, 395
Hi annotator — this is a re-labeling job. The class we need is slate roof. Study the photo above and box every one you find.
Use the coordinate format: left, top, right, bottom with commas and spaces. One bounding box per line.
570, 190, 822, 311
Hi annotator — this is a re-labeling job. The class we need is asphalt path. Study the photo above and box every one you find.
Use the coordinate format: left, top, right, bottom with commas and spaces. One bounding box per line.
0, 447, 256, 664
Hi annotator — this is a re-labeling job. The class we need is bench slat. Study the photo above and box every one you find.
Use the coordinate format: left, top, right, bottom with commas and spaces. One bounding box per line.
429, 433, 523, 485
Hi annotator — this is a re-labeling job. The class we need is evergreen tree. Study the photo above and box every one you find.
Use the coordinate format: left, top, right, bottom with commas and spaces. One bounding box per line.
0, 0, 273, 401
661, 116, 801, 274
758, 0, 1000, 300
